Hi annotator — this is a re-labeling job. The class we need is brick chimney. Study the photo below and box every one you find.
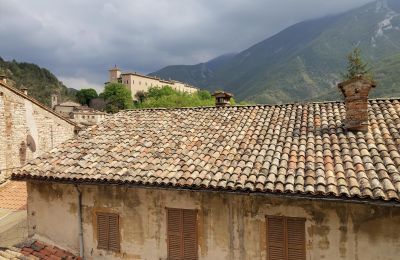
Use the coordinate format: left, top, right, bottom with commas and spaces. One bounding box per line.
212, 91, 233, 107
338, 75, 376, 133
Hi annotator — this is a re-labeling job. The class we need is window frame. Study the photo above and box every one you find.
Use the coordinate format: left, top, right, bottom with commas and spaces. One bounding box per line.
96, 212, 121, 252
166, 208, 198, 260
266, 215, 306, 260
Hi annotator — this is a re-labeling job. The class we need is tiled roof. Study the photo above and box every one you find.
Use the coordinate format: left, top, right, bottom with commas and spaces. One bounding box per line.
0, 240, 81, 259
12, 99, 400, 204
0, 181, 26, 210
57, 101, 81, 107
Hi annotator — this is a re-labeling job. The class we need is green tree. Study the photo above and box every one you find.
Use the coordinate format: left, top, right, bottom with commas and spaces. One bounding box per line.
134, 86, 216, 109
76, 88, 98, 105
342, 48, 372, 80
134, 90, 146, 103
101, 83, 133, 113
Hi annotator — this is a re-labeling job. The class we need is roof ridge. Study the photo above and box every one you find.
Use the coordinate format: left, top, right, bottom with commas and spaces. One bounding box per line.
121, 97, 400, 113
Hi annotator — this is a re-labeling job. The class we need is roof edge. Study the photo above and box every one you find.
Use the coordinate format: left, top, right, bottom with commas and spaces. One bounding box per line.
0, 81, 78, 128
121, 97, 400, 112
12, 175, 400, 207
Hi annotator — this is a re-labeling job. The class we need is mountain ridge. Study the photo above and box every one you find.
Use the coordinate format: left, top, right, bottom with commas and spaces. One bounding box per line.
150, 0, 400, 103
0, 57, 78, 106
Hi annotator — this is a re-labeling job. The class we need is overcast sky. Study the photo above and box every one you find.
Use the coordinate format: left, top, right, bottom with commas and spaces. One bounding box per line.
0, 0, 373, 92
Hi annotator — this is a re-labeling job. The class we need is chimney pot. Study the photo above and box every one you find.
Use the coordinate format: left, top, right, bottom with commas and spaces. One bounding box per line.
212, 91, 233, 107
21, 87, 28, 95
338, 75, 376, 133
0, 75, 7, 84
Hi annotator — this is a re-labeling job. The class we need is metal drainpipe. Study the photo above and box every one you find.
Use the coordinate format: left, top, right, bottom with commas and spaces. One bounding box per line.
75, 184, 84, 258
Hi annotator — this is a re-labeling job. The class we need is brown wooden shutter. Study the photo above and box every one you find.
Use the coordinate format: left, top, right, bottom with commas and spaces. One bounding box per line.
167, 208, 198, 260
167, 208, 183, 260
266, 216, 285, 260
108, 214, 120, 252
266, 216, 305, 260
182, 209, 198, 260
97, 213, 109, 250
97, 212, 120, 252
286, 218, 305, 260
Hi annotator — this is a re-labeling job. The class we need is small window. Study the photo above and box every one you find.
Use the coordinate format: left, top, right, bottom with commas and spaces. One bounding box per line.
266, 216, 305, 260
167, 208, 198, 260
97, 212, 120, 252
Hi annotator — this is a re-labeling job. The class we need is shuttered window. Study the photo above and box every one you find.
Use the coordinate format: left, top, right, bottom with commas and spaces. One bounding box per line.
266, 216, 305, 260
167, 208, 198, 260
97, 212, 120, 252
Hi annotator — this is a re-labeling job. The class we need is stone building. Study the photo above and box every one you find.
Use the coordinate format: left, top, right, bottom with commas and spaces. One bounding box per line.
107, 66, 198, 101
11, 77, 400, 260
0, 79, 78, 248
51, 94, 107, 127
0, 80, 77, 181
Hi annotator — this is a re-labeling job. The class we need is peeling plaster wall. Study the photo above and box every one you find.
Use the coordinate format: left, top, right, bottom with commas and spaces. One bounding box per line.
0, 86, 75, 179
27, 182, 400, 260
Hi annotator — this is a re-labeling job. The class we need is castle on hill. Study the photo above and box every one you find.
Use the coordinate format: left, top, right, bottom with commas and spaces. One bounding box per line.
107, 66, 198, 100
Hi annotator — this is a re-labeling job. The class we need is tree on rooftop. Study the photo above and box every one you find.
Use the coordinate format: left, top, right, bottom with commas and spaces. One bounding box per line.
76, 88, 98, 106
100, 83, 133, 113
342, 48, 373, 80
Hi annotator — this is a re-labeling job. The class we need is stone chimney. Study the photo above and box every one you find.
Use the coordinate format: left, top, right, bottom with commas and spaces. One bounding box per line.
0, 75, 7, 84
21, 87, 28, 95
51, 93, 59, 109
212, 91, 233, 107
338, 75, 376, 133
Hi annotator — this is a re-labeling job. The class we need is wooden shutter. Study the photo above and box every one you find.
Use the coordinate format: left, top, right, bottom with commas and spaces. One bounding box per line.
266, 216, 305, 260
182, 209, 198, 260
167, 208, 198, 260
167, 208, 183, 260
97, 212, 120, 252
267, 216, 285, 260
286, 218, 305, 260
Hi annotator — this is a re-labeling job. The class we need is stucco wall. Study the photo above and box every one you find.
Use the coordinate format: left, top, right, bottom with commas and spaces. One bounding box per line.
27, 182, 400, 260
0, 85, 76, 179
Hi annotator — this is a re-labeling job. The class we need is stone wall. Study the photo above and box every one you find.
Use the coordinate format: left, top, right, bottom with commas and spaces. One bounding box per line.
27, 182, 400, 260
0, 84, 76, 180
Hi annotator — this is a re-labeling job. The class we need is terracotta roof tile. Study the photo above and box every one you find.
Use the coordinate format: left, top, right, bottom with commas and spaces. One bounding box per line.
0, 240, 80, 259
11, 99, 400, 204
0, 181, 27, 210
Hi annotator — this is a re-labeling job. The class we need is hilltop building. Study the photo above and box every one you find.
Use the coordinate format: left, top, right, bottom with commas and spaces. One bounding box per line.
11, 76, 400, 260
107, 66, 198, 100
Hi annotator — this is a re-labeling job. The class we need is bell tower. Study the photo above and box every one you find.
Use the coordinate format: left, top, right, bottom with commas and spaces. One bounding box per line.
109, 65, 121, 83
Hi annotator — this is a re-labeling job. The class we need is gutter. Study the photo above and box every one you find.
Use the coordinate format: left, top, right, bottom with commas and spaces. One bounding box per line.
23, 178, 400, 208
75, 185, 84, 259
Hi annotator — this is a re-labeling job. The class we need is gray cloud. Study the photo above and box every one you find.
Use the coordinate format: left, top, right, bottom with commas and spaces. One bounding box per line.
0, 0, 373, 91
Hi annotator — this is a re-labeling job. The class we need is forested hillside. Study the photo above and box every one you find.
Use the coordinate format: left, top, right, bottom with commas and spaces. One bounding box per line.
151, 0, 400, 103
0, 57, 77, 106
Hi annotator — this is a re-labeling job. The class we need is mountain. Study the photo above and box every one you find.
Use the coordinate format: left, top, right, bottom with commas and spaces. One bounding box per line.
0, 58, 77, 106
150, 0, 400, 103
